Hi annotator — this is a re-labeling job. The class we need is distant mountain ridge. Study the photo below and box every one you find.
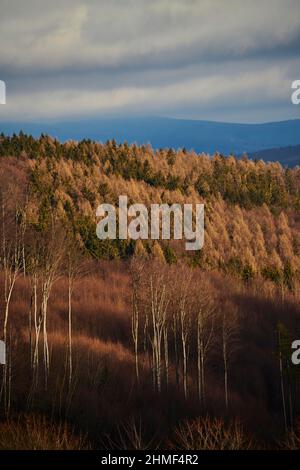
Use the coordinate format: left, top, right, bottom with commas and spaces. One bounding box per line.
1, 117, 300, 166
247, 145, 300, 167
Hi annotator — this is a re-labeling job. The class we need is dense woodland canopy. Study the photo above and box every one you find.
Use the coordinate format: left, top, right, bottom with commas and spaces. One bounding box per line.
0, 132, 299, 288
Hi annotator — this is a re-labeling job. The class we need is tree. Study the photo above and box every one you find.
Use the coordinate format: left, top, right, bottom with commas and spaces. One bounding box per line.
151, 241, 165, 263
220, 306, 239, 412
175, 267, 193, 399
194, 284, 215, 408
33, 220, 65, 389
65, 231, 86, 392
146, 263, 170, 392
276, 322, 300, 432
130, 257, 145, 383
0, 190, 25, 413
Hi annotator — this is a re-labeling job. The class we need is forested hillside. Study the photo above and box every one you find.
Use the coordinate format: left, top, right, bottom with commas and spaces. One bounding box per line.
0, 132, 300, 449
1, 132, 300, 286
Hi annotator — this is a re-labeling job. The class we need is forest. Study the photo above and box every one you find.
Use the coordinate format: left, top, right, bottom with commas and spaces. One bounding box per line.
0, 132, 300, 449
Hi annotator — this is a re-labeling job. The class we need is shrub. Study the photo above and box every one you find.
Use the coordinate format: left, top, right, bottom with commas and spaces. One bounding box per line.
281, 419, 300, 449
168, 416, 254, 450
0, 414, 91, 450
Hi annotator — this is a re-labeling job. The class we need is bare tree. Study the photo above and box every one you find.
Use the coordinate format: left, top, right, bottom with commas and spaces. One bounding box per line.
173, 266, 193, 399
38, 221, 64, 389
172, 310, 180, 387
220, 306, 239, 412
130, 257, 145, 383
65, 233, 85, 391
146, 263, 171, 393
0, 194, 25, 412
178, 282, 191, 400
195, 285, 215, 409
26, 236, 41, 375
163, 324, 169, 388
276, 322, 295, 433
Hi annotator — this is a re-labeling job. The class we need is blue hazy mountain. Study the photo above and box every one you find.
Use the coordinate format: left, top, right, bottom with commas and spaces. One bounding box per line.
1, 117, 300, 165
247, 145, 300, 167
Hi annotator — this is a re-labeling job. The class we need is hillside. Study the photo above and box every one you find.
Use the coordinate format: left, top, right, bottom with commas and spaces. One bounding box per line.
0, 132, 300, 449
0, 132, 299, 281
248, 145, 300, 167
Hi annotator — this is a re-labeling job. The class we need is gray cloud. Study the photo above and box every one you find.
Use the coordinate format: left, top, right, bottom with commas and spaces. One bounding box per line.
0, 0, 300, 122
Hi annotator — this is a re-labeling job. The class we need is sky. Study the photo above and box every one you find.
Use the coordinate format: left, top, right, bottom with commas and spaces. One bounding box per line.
0, 0, 300, 123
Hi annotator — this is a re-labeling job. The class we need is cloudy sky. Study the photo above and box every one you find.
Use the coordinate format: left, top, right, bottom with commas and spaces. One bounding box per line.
0, 0, 300, 123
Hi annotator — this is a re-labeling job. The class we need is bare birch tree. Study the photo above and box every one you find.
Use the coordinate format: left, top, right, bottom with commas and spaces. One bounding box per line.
38, 221, 64, 389
179, 285, 191, 400
0, 194, 25, 412
195, 285, 215, 409
172, 311, 180, 387
65, 233, 86, 392
130, 257, 145, 383
146, 263, 170, 393
174, 267, 193, 399
220, 306, 239, 413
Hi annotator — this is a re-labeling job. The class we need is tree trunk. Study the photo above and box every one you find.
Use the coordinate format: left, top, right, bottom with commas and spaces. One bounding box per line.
42, 287, 50, 389
278, 330, 287, 432
68, 276, 73, 389
173, 314, 179, 386
131, 291, 139, 382
223, 329, 229, 412
164, 327, 169, 388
